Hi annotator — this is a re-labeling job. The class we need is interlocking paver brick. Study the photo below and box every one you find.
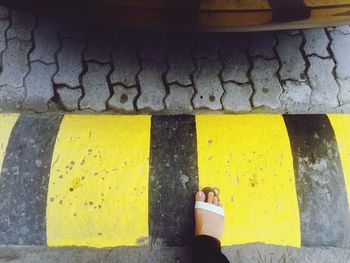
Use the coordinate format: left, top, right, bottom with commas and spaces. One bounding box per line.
193, 59, 223, 110
30, 16, 60, 64
80, 62, 111, 111
251, 57, 282, 109
165, 84, 194, 111
338, 79, 350, 105
222, 82, 252, 112
303, 28, 329, 57
330, 30, 350, 79
54, 39, 85, 87
137, 60, 167, 111
7, 10, 35, 41
0, 20, 9, 54
329, 25, 350, 35
280, 81, 311, 113
57, 87, 82, 111
0, 85, 25, 111
221, 35, 249, 83
309, 56, 339, 107
23, 62, 56, 112
0, 39, 32, 88
277, 33, 305, 81
248, 32, 275, 59
140, 33, 166, 62
166, 38, 194, 86
194, 35, 220, 60
83, 35, 113, 63
108, 84, 137, 112
110, 39, 139, 86
0, 6, 8, 19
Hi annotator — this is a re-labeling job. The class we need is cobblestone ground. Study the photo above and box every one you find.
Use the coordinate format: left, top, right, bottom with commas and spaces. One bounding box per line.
0, 7, 350, 114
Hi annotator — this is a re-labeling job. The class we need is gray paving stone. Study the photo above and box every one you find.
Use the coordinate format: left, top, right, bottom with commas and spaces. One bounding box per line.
83, 35, 113, 63
0, 6, 8, 19
0, 39, 32, 88
222, 82, 252, 112
22, 62, 56, 112
303, 28, 329, 57
57, 87, 82, 111
193, 59, 223, 110
280, 81, 311, 113
140, 34, 166, 62
309, 56, 339, 108
251, 57, 282, 109
137, 60, 167, 111
330, 30, 350, 79
277, 33, 305, 81
330, 25, 350, 35
166, 38, 194, 86
338, 78, 350, 105
165, 84, 194, 111
221, 35, 249, 83
248, 32, 275, 59
110, 39, 139, 86
0, 19, 9, 54
194, 35, 220, 60
80, 62, 111, 111
30, 16, 60, 64
54, 39, 85, 87
7, 10, 35, 41
0, 85, 25, 111
108, 84, 137, 112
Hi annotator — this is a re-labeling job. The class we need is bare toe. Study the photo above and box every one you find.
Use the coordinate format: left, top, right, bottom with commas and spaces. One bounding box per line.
207, 191, 214, 204
195, 191, 205, 202
213, 196, 219, 206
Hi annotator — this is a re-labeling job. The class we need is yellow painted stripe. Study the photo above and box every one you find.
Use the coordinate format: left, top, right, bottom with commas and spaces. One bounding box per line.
0, 114, 19, 172
328, 115, 350, 208
196, 115, 301, 247
46, 115, 151, 248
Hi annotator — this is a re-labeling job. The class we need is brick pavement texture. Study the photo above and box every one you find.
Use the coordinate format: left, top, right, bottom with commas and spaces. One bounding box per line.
0, 8, 349, 113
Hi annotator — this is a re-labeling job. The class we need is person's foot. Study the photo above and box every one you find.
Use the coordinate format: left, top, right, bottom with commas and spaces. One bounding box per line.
194, 190, 224, 241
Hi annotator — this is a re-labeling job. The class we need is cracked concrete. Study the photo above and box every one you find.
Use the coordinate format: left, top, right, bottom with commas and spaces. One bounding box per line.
108, 84, 137, 112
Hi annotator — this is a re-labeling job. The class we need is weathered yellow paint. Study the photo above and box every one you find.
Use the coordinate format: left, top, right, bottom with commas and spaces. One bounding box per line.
46, 115, 151, 248
0, 114, 19, 173
328, 115, 350, 208
196, 115, 301, 247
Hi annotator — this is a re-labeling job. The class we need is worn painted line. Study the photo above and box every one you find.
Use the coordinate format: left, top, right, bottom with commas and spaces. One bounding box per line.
0, 114, 62, 245
328, 115, 350, 213
46, 115, 151, 248
284, 115, 350, 248
196, 115, 301, 247
149, 115, 199, 246
0, 114, 19, 173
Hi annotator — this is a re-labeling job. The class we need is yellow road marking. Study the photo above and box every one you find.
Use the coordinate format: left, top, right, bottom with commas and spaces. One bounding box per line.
46, 115, 151, 248
196, 115, 301, 247
328, 115, 350, 208
0, 114, 19, 173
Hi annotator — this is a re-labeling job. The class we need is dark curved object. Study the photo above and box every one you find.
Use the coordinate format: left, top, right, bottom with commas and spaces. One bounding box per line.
1, 0, 350, 31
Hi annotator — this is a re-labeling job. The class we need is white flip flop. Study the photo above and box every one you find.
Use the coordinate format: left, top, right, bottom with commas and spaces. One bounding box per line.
195, 201, 225, 217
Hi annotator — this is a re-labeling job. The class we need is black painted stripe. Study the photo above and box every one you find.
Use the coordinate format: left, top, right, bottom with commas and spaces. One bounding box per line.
149, 115, 199, 246
268, 0, 311, 22
0, 114, 63, 245
284, 115, 350, 248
